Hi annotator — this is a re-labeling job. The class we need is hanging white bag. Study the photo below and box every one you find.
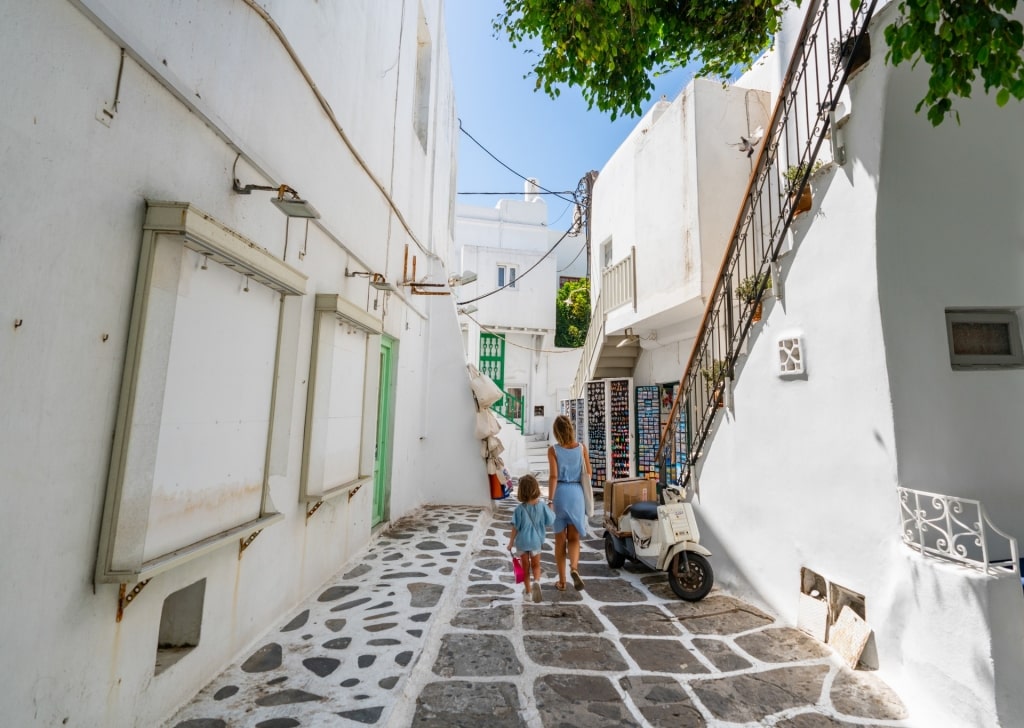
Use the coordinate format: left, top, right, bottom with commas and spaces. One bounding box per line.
467, 364, 504, 409
474, 409, 501, 439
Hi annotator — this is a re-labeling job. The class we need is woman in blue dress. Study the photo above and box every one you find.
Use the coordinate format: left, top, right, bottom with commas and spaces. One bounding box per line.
547, 414, 592, 591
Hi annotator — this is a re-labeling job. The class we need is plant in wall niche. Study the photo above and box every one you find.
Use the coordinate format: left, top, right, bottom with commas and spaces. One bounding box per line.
701, 359, 729, 408
783, 161, 823, 216
829, 32, 871, 77
737, 272, 772, 322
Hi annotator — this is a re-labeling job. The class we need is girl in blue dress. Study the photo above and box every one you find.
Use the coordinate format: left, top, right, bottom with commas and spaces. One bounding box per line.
547, 415, 593, 591
508, 474, 555, 603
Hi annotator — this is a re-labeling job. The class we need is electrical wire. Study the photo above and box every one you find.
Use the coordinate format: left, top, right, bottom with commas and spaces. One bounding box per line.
559, 238, 588, 272
461, 311, 582, 353
457, 190, 575, 196
458, 119, 578, 206
456, 225, 577, 306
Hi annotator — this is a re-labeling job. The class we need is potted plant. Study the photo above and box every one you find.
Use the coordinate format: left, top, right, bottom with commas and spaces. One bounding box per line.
700, 359, 728, 408
783, 161, 822, 216
829, 31, 871, 77
737, 272, 772, 323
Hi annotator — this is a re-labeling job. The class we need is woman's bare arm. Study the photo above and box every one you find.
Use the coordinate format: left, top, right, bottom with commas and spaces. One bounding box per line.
547, 446, 558, 503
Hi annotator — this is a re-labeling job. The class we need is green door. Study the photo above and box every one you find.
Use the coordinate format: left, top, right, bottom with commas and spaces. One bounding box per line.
373, 336, 396, 526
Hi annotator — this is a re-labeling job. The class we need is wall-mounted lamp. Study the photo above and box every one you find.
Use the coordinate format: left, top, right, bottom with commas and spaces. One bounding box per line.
457, 304, 478, 315
345, 268, 396, 293
616, 327, 656, 348
233, 179, 321, 219
400, 244, 454, 296
449, 270, 478, 287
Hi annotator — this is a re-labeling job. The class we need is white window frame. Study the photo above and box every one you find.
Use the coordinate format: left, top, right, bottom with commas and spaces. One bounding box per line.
498, 264, 518, 289
946, 308, 1024, 370
95, 201, 306, 585
299, 295, 383, 504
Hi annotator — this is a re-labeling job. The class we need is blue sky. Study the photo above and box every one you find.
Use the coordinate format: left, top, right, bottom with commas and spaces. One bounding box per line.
444, 1, 695, 228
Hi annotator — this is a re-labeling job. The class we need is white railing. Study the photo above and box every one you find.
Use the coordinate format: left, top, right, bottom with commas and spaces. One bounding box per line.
603, 248, 635, 313
570, 250, 636, 397
571, 295, 604, 398
898, 487, 1019, 577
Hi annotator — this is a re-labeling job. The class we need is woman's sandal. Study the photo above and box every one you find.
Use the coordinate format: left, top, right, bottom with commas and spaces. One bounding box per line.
570, 569, 585, 591
555, 580, 566, 591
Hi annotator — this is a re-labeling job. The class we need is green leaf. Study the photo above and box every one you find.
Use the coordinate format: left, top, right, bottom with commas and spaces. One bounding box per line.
997, 87, 1011, 106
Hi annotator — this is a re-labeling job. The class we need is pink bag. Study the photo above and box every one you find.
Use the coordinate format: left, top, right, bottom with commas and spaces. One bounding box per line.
512, 554, 525, 584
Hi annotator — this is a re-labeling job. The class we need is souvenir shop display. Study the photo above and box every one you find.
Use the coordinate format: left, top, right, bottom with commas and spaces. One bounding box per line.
559, 397, 587, 446
635, 385, 660, 476
583, 378, 635, 488
635, 383, 688, 484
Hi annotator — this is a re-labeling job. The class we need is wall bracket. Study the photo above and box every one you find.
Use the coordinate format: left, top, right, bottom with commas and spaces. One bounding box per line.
238, 529, 264, 558
117, 579, 151, 623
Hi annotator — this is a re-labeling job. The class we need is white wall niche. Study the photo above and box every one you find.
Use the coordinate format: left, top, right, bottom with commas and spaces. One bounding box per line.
154, 578, 206, 676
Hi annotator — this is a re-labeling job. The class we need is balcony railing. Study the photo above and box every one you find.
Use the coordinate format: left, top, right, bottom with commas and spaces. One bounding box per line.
603, 248, 636, 314
658, 0, 879, 487
571, 249, 635, 397
898, 487, 1019, 577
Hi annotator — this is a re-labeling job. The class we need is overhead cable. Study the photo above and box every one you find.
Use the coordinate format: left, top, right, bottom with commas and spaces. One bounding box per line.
458, 119, 578, 206
456, 225, 577, 306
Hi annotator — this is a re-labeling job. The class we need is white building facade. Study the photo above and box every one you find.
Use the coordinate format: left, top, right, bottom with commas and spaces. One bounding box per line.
455, 187, 585, 473
577, 0, 1024, 725
0, 2, 487, 726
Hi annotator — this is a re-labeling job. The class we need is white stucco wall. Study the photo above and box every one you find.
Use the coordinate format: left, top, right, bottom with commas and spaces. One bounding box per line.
0, 2, 485, 726
594, 79, 768, 339
685, 7, 1024, 725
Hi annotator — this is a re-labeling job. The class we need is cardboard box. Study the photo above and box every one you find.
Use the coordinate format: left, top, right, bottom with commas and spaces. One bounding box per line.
604, 478, 654, 520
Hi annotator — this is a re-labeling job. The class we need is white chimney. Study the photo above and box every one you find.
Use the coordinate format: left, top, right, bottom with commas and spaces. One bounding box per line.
524, 178, 541, 203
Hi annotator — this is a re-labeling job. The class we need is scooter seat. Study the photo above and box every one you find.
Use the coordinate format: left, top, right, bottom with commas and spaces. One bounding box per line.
626, 501, 659, 520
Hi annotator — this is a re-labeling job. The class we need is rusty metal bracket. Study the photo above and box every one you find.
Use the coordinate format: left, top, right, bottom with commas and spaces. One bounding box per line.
348, 483, 364, 501
117, 579, 150, 622
306, 500, 325, 520
238, 529, 264, 558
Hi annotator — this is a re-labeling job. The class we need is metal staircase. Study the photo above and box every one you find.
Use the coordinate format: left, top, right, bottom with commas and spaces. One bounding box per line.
658, 0, 879, 488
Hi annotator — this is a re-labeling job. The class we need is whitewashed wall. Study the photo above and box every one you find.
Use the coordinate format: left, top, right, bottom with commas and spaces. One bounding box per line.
689, 7, 1024, 726
0, 1, 485, 726
596, 80, 768, 338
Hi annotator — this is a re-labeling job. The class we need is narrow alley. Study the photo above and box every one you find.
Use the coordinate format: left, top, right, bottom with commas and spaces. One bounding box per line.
166, 501, 909, 727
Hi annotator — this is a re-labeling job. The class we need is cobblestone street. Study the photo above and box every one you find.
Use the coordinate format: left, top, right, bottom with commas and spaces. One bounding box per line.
167, 502, 910, 727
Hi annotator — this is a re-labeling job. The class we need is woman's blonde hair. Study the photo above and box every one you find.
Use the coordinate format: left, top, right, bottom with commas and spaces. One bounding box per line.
552, 414, 575, 447
517, 474, 541, 502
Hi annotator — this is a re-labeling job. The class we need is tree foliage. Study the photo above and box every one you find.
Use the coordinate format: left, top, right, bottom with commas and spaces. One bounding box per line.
556, 278, 591, 348
494, 0, 784, 120
495, 0, 1024, 125
886, 0, 1024, 124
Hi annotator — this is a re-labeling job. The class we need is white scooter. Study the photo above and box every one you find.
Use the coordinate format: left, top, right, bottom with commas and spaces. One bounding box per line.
603, 482, 714, 601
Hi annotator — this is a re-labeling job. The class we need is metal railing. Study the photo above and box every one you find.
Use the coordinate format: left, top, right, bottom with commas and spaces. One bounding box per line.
898, 487, 1020, 577
570, 249, 636, 397
657, 0, 879, 487
493, 388, 524, 433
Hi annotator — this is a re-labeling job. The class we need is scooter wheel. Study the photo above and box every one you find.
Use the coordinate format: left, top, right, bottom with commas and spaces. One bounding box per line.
604, 531, 626, 568
667, 552, 713, 601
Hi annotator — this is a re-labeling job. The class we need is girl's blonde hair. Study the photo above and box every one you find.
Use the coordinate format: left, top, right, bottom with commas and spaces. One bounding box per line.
552, 414, 576, 447
517, 474, 541, 502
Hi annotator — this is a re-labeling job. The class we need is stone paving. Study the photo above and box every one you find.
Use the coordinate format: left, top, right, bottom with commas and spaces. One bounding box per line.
165, 501, 911, 728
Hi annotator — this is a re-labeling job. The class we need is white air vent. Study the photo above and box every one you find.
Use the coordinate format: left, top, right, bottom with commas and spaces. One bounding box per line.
777, 335, 805, 376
